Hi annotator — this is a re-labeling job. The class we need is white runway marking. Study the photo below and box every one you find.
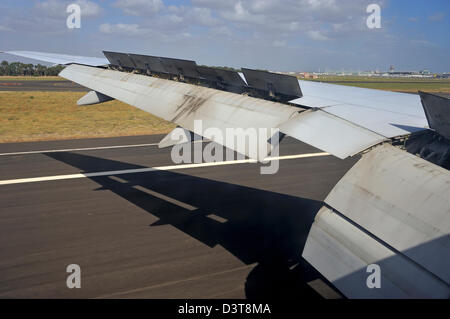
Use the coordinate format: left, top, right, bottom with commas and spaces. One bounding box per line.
0, 143, 160, 156
0, 140, 206, 156
0, 152, 329, 186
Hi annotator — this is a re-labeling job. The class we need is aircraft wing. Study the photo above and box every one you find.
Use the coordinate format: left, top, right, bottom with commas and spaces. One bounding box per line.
60, 63, 429, 159
3, 50, 429, 160
1, 50, 109, 66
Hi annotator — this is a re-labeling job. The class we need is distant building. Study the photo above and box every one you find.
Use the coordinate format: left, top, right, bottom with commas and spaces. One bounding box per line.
297, 72, 318, 79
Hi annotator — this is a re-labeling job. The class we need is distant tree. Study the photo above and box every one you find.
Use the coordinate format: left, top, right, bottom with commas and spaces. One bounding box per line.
198, 64, 242, 72
36, 64, 46, 76
0, 61, 9, 75
0, 61, 65, 76
212, 65, 242, 72
47, 65, 64, 75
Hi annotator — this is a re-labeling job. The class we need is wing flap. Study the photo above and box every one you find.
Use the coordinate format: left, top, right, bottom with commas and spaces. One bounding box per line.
291, 79, 428, 139
323, 104, 428, 137
297, 79, 425, 117
302, 206, 450, 298
325, 143, 450, 284
77, 91, 114, 106
279, 109, 386, 159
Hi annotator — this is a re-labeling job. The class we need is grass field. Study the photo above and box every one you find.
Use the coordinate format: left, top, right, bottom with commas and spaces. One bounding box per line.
0, 91, 175, 143
308, 75, 449, 82
1, 75, 449, 143
306, 76, 450, 93
0, 76, 65, 81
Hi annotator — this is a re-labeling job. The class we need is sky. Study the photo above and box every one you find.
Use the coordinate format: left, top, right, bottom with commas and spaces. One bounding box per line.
0, 0, 449, 72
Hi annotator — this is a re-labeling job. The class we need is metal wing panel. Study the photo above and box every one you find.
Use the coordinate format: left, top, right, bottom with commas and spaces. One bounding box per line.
289, 95, 342, 108
196, 66, 220, 82
4, 51, 109, 66
279, 109, 386, 159
296, 79, 425, 118
127, 54, 168, 74
103, 51, 136, 69
166, 58, 199, 79
289, 80, 428, 139
242, 68, 302, 97
325, 143, 450, 284
238, 72, 248, 85
302, 206, 450, 298
77, 91, 113, 106
419, 91, 450, 140
59, 64, 301, 160
324, 104, 428, 137
197, 67, 247, 87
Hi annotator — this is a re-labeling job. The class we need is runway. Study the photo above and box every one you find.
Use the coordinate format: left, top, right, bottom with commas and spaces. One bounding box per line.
0, 134, 359, 298
0, 80, 87, 92
1, 79, 449, 98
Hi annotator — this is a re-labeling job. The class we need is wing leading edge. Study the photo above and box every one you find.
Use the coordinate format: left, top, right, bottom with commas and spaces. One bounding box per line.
2, 51, 109, 66
59, 64, 303, 161
59, 64, 398, 160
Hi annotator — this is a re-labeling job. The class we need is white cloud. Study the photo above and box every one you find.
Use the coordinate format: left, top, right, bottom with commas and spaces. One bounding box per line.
167, 6, 219, 27
168, 14, 183, 23
0, 0, 103, 35
273, 39, 286, 47
112, 0, 163, 16
307, 30, 329, 41
0, 25, 12, 32
6, 0, 447, 73
97, 0, 386, 47
36, 0, 102, 18
410, 39, 436, 47
78, 0, 103, 17
99, 23, 149, 36
187, 8, 219, 27
221, 1, 265, 24
211, 26, 232, 37
428, 12, 444, 22
189, 0, 384, 40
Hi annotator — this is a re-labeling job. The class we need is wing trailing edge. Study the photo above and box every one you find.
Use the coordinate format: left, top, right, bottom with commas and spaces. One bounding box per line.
303, 144, 450, 298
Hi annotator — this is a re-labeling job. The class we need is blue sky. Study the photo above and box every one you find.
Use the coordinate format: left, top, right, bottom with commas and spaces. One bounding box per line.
0, 0, 449, 72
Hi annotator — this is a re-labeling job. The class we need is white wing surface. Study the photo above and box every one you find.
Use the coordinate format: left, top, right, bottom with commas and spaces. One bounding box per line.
2, 51, 109, 66
59, 64, 303, 161
290, 79, 429, 137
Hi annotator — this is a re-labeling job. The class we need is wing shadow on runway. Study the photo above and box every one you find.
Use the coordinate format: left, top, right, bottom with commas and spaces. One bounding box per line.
46, 151, 340, 299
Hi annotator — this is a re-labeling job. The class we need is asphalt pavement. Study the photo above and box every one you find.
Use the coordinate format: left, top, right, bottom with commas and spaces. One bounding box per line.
0, 135, 358, 298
